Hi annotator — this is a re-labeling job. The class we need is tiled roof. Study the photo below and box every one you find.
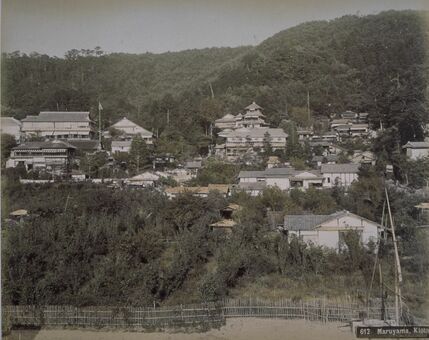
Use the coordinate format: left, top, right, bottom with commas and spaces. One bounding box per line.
244, 102, 262, 111
402, 141, 429, 149
68, 140, 100, 151
264, 167, 296, 177
22, 112, 91, 122
321, 163, 360, 174
224, 127, 287, 139
284, 214, 332, 231
13, 140, 76, 150
111, 117, 153, 136
215, 114, 236, 122
1, 117, 22, 126
238, 170, 266, 178
284, 211, 380, 231
238, 167, 297, 179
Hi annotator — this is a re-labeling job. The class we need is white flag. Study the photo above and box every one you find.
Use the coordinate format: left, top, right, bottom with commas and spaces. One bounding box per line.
98, 101, 103, 110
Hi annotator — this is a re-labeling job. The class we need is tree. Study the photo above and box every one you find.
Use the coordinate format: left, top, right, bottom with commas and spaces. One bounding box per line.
79, 151, 109, 177
263, 131, 273, 156
129, 136, 150, 173
1, 134, 17, 165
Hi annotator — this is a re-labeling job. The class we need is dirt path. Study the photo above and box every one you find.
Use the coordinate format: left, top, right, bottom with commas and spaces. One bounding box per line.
6, 318, 356, 340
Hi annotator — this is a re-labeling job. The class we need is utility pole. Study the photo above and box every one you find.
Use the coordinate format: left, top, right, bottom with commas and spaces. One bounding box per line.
307, 90, 311, 125
385, 187, 402, 325
167, 109, 170, 126
209, 82, 215, 98
98, 101, 103, 149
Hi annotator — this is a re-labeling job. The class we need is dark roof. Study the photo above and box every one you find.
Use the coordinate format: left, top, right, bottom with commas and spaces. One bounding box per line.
321, 163, 360, 174
238, 170, 266, 178
284, 214, 333, 231
238, 167, 296, 179
264, 167, 296, 177
402, 141, 429, 149
22, 112, 92, 122
284, 211, 381, 231
13, 140, 76, 150
244, 102, 262, 111
67, 140, 100, 151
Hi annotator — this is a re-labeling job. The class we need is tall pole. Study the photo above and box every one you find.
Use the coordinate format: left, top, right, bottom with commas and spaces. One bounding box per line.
307, 90, 311, 125
98, 102, 102, 147
385, 187, 402, 325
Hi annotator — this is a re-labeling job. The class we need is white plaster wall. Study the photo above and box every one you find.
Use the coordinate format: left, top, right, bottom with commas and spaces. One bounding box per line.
266, 177, 290, 190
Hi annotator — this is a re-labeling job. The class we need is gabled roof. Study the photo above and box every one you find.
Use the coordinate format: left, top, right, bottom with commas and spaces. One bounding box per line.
284, 214, 333, 231
215, 114, 236, 122
244, 102, 262, 111
13, 140, 76, 150
284, 210, 381, 231
1, 117, 22, 126
22, 112, 91, 122
111, 117, 153, 136
127, 172, 160, 181
321, 163, 360, 174
402, 141, 429, 149
290, 170, 323, 180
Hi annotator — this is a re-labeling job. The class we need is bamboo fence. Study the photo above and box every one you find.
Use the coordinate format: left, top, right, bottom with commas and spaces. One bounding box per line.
3, 298, 395, 330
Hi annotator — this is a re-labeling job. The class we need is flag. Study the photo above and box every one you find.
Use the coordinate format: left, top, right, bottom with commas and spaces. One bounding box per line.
98, 101, 103, 110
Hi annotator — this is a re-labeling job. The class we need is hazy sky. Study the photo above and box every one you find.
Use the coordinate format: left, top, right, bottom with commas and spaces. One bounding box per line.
2, 0, 429, 57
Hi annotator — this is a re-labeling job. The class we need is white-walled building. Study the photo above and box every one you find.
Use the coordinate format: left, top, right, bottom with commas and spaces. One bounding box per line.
238, 167, 324, 193
1, 117, 22, 142
402, 141, 429, 160
107, 117, 153, 144
111, 140, 132, 153
284, 211, 380, 250
21, 112, 95, 140
6, 140, 76, 174
218, 127, 287, 160
321, 163, 360, 188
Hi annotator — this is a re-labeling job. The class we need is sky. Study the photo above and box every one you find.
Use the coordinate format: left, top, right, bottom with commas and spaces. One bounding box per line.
2, 0, 429, 57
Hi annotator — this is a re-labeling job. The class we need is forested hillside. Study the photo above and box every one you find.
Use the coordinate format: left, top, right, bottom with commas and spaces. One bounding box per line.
2, 10, 428, 152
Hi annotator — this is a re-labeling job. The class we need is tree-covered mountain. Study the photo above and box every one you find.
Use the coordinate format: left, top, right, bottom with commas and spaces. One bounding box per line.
2, 10, 428, 152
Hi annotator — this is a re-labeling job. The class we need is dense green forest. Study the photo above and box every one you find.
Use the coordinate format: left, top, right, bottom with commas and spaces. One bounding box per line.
2, 10, 428, 156
2, 169, 428, 317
